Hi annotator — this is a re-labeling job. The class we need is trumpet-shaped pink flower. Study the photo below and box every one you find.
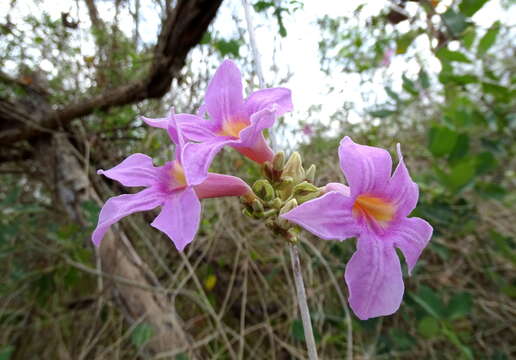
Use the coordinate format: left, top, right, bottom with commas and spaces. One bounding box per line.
92, 111, 251, 251
143, 59, 292, 167
281, 137, 433, 320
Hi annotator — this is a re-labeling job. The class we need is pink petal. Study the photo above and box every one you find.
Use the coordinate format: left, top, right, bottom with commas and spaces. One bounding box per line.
204, 59, 245, 126
150, 187, 201, 252
385, 144, 419, 219
244, 87, 293, 118
91, 187, 163, 246
177, 113, 218, 142
141, 115, 168, 129
345, 234, 404, 320
323, 182, 351, 196
234, 106, 276, 163
193, 173, 251, 199
181, 140, 230, 186
280, 192, 360, 240
97, 153, 160, 187
389, 217, 433, 274
339, 136, 392, 197
166, 110, 185, 161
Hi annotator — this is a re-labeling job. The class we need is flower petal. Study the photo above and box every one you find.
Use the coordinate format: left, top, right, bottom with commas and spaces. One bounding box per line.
204, 59, 245, 125
181, 140, 230, 186
244, 87, 293, 118
234, 106, 276, 163
385, 144, 419, 219
345, 234, 404, 320
177, 113, 218, 142
323, 182, 351, 196
193, 173, 251, 199
389, 217, 433, 274
150, 187, 201, 252
91, 187, 163, 246
141, 115, 168, 129
166, 110, 185, 160
280, 192, 360, 240
97, 153, 160, 187
339, 136, 392, 197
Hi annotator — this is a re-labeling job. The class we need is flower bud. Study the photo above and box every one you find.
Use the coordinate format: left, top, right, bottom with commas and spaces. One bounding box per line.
252, 198, 264, 214
277, 198, 298, 229
269, 197, 283, 210
262, 161, 274, 181
252, 179, 275, 201
293, 181, 321, 204
282, 152, 305, 183
305, 164, 316, 183
272, 151, 285, 172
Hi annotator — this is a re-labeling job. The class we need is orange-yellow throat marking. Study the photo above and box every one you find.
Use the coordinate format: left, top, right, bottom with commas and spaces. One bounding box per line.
171, 162, 187, 187
353, 195, 395, 225
218, 120, 248, 138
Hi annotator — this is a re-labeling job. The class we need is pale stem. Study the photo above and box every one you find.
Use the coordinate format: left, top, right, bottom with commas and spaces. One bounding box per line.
289, 243, 319, 360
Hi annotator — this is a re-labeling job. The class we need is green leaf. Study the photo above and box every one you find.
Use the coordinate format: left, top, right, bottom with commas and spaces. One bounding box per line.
418, 316, 441, 338
442, 326, 474, 359
482, 82, 510, 101
447, 159, 476, 191
448, 133, 470, 162
254, 1, 274, 12
402, 74, 418, 95
442, 9, 469, 36
428, 126, 458, 157
369, 109, 396, 118
446, 292, 473, 319
0, 346, 14, 360
436, 48, 471, 63
291, 319, 305, 341
475, 152, 496, 175
459, 0, 490, 17
410, 286, 446, 319
475, 182, 506, 199
385, 86, 400, 102
396, 30, 419, 54
131, 323, 154, 348
478, 21, 501, 56
462, 27, 476, 49
418, 69, 430, 89
213, 39, 240, 57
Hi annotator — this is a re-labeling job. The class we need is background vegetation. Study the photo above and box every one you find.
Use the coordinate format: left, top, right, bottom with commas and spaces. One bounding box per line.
0, 0, 514, 359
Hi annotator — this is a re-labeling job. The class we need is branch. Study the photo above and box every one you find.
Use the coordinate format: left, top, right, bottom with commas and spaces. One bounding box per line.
0, 0, 223, 145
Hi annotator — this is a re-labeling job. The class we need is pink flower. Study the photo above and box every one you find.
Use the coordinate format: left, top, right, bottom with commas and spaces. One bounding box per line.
92, 111, 251, 251
281, 137, 433, 320
381, 48, 395, 67
143, 60, 293, 167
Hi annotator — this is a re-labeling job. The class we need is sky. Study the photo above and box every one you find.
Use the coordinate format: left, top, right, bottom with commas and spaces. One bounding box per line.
1, 0, 513, 133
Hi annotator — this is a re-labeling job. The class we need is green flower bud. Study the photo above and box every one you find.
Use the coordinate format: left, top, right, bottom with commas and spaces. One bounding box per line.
277, 198, 298, 229
269, 197, 283, 210
252, 198, 264, 214
293, 181, 321, 204
305, 164, 316, 183
272, 151, 285, 172
252, 179, 275, 201
282, 152, 305, 183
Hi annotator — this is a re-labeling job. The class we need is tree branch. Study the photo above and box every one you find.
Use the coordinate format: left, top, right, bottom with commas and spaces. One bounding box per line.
0, 0, 222, 145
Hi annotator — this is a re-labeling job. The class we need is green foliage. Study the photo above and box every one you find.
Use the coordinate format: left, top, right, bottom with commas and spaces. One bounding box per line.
131, 323, 154, 348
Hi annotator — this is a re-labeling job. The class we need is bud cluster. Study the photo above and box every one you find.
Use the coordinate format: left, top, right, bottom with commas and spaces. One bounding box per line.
242, 151, 321, 243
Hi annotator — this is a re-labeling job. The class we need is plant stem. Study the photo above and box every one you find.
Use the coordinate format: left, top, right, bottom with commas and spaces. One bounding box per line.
289, 243, 319, 360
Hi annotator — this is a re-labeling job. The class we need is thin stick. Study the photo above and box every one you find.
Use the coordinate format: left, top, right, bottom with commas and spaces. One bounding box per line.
289, 243, 319, 360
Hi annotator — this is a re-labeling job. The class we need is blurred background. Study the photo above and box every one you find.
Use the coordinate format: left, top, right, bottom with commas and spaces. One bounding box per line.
0, 0, 514, 359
